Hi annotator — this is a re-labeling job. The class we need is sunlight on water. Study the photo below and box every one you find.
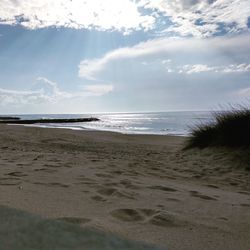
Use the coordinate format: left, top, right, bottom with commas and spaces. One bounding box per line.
16, 111, 214, 136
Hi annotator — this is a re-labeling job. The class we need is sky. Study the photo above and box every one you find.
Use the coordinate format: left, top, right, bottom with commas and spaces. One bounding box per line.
0, 0, 250, 114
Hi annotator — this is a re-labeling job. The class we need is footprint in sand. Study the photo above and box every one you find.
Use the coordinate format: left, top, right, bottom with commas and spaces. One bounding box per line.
32, 182, 70, 188
91, 195, 107, 202
96, 187, 135, 200
63, 164, 73, 168
240, 204, 250, 208
120, 179, 140, 190
238, 191, 250, 195
57, 217, 91, 225
218, 217, 228, 221
189, 191, 217, 201
205, 184, 219, 189
149, 213, 180, 227
75, 176, 96, 183
110, 208, 183, 227
90, 159, 100, 162
34, 168, 57, 173
157, 205, 165, 209
102, 182, 119, 187
109, 170, 124, 175
0, 177, 21, 186
148, 185, 177, 192
111, 209, 144, 222
74, 177, 98, 187
166, 198, 180, 202
17, 163, 25, 166
43, 163, 61, 169
95, 173, 113, 178
192, 174, 203, 179
48, 182, 70, 188
5, 171, 28, 177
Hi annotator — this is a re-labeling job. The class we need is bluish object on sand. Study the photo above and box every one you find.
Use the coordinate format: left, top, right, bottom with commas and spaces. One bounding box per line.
0, 206, 166, 250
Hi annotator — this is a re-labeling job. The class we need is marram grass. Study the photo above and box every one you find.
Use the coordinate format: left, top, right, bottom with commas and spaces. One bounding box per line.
185, 106, 250, 149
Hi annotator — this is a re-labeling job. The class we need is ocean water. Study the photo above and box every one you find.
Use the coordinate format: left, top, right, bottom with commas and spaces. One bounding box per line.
15, 111, 214, 136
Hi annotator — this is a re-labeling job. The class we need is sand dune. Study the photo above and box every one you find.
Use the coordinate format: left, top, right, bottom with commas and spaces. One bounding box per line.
0, 124, 249, 250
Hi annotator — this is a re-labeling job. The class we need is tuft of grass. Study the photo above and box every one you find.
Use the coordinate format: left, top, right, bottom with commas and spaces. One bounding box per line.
185, 106, 250, 149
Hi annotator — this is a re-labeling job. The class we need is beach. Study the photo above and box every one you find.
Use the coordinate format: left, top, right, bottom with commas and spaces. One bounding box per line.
0, 124, 249, 250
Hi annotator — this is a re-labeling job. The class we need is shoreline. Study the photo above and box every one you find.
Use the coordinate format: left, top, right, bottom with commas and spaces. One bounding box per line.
10, 123, 191, 137
0, 111, 204, 136
0, 124, 249, 250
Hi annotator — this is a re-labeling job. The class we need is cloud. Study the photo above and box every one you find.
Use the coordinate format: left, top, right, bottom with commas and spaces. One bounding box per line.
0, 77, 113, 106
221, 63, 250, 73
237, 87, 250, 97
0, 0, 249, 37
82, 84, 114, 96
77, 34, 250, 110
78, 36, 194, 79
79, 34, 250, 80
139, 0, 250, 37
179, 63, 250, 74
0, 88, 39, 105
178, 64, 215, 74
0, 0, 154, 33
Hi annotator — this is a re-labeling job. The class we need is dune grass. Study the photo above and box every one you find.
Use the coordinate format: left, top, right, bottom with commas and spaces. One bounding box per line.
185, 106, 250, 149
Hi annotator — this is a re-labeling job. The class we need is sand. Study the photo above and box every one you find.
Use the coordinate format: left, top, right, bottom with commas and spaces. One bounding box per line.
0, 206, 164, 250
0, 124, 249, 250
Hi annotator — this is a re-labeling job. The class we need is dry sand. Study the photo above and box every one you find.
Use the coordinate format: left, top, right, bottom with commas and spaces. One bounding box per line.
0, 124, 249, 250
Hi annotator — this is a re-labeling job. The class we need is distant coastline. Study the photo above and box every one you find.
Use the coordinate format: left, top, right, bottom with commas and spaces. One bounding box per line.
0, 117, 99, 124
0, 116, 20, 121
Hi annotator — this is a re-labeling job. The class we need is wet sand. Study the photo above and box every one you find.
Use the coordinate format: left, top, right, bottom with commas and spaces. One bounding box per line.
0, 124, 249, 250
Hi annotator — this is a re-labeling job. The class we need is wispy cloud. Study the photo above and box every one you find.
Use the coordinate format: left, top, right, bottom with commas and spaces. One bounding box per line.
82, 84, 114, 96
79, 34, 250, 80
0, 0, 154, 34
0, 0, 249, 37
178, 64, 215, 74
0, 77, 113, 106
237, 87, 250, 97
179, 63, 250, 74
77, 34, 250, 110
139, 0, 250, 37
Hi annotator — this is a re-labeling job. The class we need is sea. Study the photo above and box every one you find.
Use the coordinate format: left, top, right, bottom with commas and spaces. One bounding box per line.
13, 111, 214, 136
